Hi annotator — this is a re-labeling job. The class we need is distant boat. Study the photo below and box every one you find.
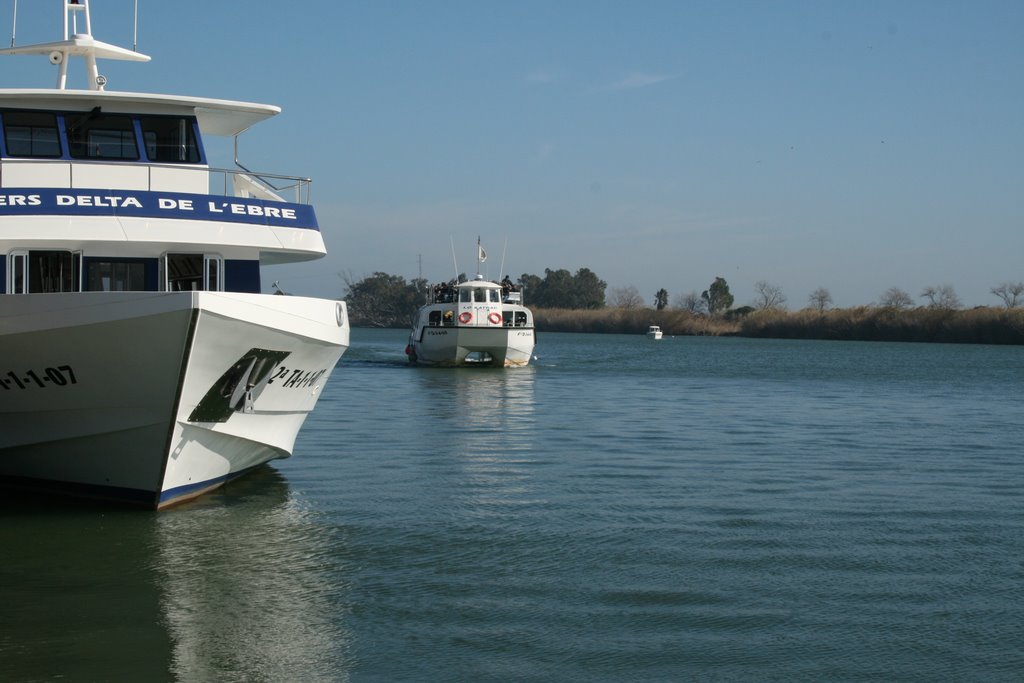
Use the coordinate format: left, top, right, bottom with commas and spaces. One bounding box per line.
0, 1, 348, 508
646, 325, 664, 340
406, 276, 536, 367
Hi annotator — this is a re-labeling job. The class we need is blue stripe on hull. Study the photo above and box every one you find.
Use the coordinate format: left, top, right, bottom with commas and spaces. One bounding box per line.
156, 464, 266, 509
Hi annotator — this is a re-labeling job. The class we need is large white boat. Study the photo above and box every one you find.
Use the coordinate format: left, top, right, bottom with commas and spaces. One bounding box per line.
406, 245, 535, 367
0, 1, 348, 508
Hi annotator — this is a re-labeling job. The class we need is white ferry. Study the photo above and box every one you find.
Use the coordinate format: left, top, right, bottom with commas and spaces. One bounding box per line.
406, 245, 535, 367
0, 1, 348, 508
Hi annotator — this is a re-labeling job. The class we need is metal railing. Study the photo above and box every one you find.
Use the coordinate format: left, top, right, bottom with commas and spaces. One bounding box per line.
0, 158, 313, 204
209, 166, 313, 204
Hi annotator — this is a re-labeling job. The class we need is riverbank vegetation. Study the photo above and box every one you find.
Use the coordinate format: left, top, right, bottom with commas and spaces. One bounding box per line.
341, 270, 1024, 344
737, 306, 1024, 345
535, 306, 1024, 344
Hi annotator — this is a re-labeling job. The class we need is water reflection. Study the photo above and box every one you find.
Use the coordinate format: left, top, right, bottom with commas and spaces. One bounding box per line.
0, 468, 352, 683
411, 366, 540, 456
412, 367, 543, 515
155, 467, 351, 682
0, 496, 171, 681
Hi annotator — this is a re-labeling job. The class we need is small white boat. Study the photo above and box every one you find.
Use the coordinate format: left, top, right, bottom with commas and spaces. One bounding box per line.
406, 245, 535, 367
0, 1, 348, 508
646, 325, 664, 340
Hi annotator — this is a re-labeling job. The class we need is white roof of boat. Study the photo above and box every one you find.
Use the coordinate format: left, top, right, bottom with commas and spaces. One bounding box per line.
458, 278, 501, 288
0, 88, 280, 137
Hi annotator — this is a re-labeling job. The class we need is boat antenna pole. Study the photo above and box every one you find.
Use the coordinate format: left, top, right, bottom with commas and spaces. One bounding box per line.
449, 235, 459, 283
498, 237, 508, 284
133, 0, 139, 52
10, 0, 16, 48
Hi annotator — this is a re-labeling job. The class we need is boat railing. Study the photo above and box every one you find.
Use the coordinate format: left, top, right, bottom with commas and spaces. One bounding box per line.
210, 167, 313, 204
0, 158, 312, 204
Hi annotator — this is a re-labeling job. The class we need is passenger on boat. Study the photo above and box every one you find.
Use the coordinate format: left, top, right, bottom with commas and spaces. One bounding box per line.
432, 281, 453, 303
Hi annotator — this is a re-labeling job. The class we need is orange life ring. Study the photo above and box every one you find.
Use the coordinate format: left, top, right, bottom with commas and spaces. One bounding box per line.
488, 312, 502, 325
458, 312, 472, 324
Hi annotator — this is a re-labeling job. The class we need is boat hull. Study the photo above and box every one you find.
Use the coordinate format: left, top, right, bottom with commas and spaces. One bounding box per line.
409, 325, 535, 367
0, 291, 348, 508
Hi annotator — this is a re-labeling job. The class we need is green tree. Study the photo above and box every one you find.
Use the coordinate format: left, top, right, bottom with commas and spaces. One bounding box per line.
518, 273, 543, 305
342, 272, 426, 327
654, 288, 669, 310
701, 277, 734, 315
519, 267, 607, 308
572, 268, 607, 309
536, 268, 574, 308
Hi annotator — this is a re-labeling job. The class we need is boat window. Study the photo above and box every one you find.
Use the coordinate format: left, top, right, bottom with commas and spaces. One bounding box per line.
2, 111, 61, 158
66, 112, 138, 160
7, 250, 81, 293
86, 261, 148, 291
139, 115, 200, 163
165, 253, 203, 291
165, 253, 222, 291
459, 288, 473, 303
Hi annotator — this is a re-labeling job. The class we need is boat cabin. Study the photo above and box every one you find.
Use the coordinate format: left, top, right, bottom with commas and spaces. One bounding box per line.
422, 278, 530, 328
0, 96, 321, 298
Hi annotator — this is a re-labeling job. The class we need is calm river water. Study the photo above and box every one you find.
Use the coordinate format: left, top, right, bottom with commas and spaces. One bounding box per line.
2, 329, 1022, 682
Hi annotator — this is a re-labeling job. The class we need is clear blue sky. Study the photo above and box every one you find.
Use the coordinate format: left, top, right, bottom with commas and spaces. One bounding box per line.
3, 1, 1022, 308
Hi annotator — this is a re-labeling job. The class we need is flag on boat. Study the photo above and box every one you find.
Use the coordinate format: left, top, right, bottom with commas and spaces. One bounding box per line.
478, 244, 487, 262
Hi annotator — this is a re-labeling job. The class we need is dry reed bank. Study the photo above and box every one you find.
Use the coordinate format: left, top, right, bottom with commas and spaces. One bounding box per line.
534, 307, 1024, 345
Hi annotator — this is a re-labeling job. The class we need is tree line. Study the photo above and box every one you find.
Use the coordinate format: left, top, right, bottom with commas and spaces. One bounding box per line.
340, 267, 608, 327
340, 269, 1024, 343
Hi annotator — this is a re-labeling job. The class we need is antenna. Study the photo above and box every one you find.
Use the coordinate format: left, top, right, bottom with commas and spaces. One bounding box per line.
10, 0, 16, 48
133, 0, 139, 52
498, 237, 508, 284
449, 235, 459, 283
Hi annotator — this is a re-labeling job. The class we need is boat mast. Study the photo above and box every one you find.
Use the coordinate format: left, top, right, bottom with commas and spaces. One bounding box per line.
64, 0, 94, 90
0, 0, 150, 90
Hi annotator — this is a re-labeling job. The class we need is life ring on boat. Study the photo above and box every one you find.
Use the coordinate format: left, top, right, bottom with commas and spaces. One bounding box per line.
458, 312, 472, 324
488, 312, 502, 325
